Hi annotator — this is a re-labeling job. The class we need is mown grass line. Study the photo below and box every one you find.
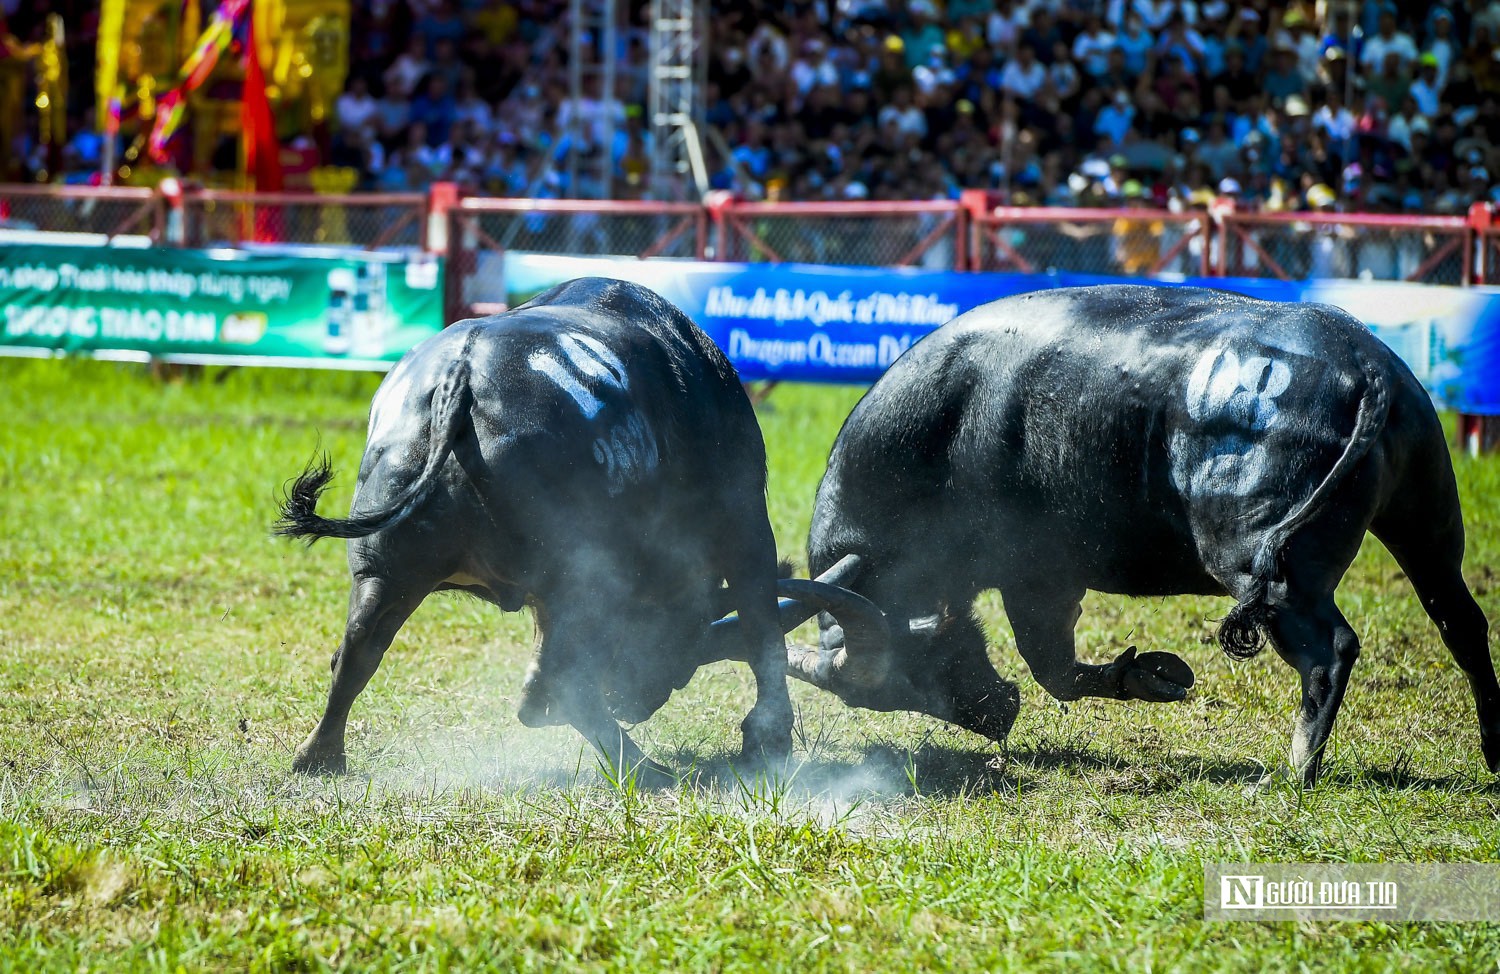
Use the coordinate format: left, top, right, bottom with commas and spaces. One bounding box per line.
2, 357, 1499, 971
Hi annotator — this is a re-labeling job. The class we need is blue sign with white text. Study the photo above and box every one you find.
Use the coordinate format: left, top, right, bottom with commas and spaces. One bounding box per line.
501, 253, 1500, 412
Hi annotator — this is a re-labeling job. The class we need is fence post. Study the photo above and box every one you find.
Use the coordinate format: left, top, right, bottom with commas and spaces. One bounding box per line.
703, 190, 734, 261
160, 178, 186, 246
959, 189, 991, 272
1470, 202, 1491, 287
426, 182, 460, 254
1209, 198, 1235, 277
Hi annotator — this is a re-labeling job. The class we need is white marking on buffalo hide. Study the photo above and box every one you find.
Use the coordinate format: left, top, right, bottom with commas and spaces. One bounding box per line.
1175, 348, 1293, 496
591, 413, 659, 495
528, 332, 630, 419
367, 373, 414, 441
559, 333, 628, 389
528, 349, 605, 418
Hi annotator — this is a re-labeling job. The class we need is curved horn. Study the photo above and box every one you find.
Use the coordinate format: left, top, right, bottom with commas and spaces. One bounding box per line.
772, 554, 865, 633
700, 555, 887, 668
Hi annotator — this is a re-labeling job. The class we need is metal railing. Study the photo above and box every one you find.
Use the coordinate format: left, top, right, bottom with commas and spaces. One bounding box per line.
180, 190, 427, 250
1218, 212, 1472, 286
712, 200, 965, 270
5, 183, 1499, 311
0, 185, 164, 240
448, 197, 707, 314
972, 206, 1212, 278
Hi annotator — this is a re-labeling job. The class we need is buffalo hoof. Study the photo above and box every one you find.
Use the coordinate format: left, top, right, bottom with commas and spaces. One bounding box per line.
516, 678, 568, 728
1111, 646, 1195, 702
1482, 727, 1500, 775
291, 743, 346, 776
620, 759, 679, 792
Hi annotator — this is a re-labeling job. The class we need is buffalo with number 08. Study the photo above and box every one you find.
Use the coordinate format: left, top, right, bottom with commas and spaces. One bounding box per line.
792, 285, 1500, 787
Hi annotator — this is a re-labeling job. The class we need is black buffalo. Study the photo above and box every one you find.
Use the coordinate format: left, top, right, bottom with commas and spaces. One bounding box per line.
276, 278, 882, 784
793, 284, 1500, 786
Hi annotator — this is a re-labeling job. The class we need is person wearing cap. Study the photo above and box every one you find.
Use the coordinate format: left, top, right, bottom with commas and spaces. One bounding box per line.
1229, 8, 1268, 74
1409, 54, 1443, 118
1470, 166, 1498, 206
1112, 178, 1166, 275
1303, 182, 1352, 279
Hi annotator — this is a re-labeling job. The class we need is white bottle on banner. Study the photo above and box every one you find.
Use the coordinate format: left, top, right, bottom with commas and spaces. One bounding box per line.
324, 267, 356, 356
352, 261, 390, 358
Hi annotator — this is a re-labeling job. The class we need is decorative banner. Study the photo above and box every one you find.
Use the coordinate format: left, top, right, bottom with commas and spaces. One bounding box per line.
501, 253, 1500, 413
147, 0, 252, 163
0, 244, 443, 367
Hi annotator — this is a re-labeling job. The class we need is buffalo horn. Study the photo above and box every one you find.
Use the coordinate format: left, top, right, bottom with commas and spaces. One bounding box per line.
700, 554, 889, 680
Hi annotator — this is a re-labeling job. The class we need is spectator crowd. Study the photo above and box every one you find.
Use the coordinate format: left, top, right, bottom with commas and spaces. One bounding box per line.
12, 0, 1500, 214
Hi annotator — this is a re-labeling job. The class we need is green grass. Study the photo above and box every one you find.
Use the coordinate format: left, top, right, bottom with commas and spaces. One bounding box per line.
3, 357, 1500, 971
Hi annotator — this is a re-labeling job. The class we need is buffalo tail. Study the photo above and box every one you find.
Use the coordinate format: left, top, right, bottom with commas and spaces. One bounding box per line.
1218, 348, 1391, 659
274, 358, 472, 545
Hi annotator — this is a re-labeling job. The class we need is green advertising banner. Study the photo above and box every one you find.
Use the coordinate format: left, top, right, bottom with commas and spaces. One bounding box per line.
0, 245, 445, 368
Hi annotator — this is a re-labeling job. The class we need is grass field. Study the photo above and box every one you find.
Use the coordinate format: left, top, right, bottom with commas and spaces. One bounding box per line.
3, 356, 1500, 971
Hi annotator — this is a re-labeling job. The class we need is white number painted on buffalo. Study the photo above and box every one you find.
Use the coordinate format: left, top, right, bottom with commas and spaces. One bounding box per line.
592, 413, 659, 495
1173, 347, 1294, 496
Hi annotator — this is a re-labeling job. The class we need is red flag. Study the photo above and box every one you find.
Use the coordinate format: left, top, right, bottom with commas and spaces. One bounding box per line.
241, 1, 283, 240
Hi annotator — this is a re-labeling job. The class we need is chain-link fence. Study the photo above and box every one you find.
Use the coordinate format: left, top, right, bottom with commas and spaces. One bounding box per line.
1219, 214, 1472, 285
450, 199, 706, 313
457, 200, 705, 259
0, 186, 163, 239
973, 208, 1211, 277
179, 192, 427, 250
715, 202, 963, 269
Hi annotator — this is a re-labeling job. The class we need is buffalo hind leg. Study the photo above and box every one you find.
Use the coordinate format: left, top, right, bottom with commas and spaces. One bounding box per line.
293, 575, 424, 775
1375, 511, 1500, 774
1265, 599, 1360, 788
1001, 582, 1195, 704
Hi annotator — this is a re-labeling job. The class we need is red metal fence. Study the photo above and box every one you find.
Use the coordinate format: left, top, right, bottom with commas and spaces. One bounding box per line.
0, 185, 164, 240
4, 183, 1498, 313
180, 190, 428, 250
972, 206, 1212, 278
712, 200, 964, 269
1218, 212, 1472, 286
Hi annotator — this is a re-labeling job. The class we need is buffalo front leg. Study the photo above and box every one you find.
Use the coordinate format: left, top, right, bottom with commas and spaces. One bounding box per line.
728, 572, 794, 767
293, 576, 423, 775
1267, 599, 1360, 788
1001, 582, 1195, 704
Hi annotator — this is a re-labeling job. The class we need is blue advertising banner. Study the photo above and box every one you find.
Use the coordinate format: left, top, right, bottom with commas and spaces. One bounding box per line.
502, 253, 1500, 412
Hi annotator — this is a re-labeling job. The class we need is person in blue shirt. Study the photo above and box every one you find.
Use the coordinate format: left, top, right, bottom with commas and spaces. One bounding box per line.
409, 74, 458, 148
1115, 15, 1155, 77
